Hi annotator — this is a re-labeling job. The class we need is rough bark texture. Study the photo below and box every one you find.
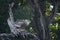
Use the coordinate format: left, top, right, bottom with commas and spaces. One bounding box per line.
30, 0, 57, 40
30, 0, 45, 40
0, 0, 57, 40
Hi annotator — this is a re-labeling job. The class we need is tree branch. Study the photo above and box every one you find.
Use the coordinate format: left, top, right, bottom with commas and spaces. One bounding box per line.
47, 2, 58, 23
30, 0, 46, 40
44, 2, 58, 40
9, 2, 15, 24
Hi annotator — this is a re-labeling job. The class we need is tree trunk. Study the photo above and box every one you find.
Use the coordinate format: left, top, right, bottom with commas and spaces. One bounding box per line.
31, 0, 45, 40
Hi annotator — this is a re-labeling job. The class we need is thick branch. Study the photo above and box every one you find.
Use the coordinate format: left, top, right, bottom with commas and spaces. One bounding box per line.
30, 0, 46, 40
0, 33, 15, 40
9, 2, 15, 24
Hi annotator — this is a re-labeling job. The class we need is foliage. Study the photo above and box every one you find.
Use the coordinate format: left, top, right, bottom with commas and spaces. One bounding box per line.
0, 0, 60, 40
46, 1, 60, 40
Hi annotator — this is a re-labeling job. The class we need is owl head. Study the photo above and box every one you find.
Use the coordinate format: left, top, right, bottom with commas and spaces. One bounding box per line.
14, 19, 31, 28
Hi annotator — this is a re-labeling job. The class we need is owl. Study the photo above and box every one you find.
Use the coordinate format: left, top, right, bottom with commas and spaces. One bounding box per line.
14, 19, 31, 29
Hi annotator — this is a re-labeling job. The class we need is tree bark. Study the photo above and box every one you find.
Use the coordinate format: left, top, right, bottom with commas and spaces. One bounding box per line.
30, 0, 45, 40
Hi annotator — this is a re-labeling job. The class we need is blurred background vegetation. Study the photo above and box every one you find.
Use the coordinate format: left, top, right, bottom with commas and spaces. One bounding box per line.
0, 0, 60, 40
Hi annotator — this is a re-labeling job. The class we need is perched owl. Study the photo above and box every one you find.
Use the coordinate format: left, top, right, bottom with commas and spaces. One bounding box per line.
14, 19, 31, 29
7, 18, 31, 36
